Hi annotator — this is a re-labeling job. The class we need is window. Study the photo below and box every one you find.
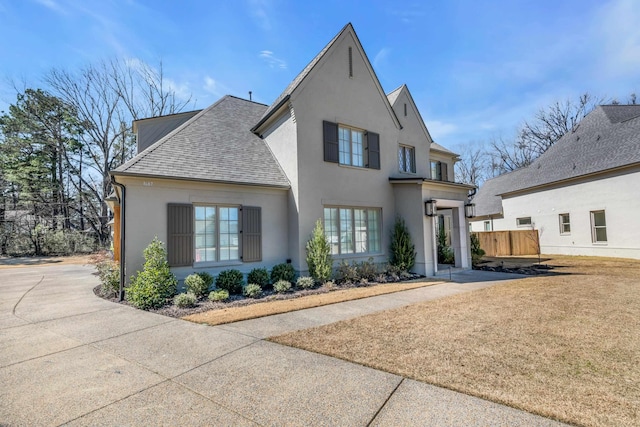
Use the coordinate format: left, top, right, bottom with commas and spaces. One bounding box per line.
195, 205, 239, 262
339, 126, 364, 167
324, 207, 381, 255
167, 204, 262, 266
398, 145, 416, 173
591, 210, 607, 243
559, 213, 571, 235
484, 221, 491, 231
323, 121, 380, 169
516, 217, 532, 227
430, 161, 448, 181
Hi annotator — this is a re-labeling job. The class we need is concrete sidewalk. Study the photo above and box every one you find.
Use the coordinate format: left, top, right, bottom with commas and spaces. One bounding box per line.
0, 264, 564, 426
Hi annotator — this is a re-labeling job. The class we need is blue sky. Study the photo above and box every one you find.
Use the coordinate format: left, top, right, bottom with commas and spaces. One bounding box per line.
1, 0, 639, 151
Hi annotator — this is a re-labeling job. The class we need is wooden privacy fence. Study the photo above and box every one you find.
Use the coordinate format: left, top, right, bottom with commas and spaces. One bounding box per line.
473, 230, 539, 256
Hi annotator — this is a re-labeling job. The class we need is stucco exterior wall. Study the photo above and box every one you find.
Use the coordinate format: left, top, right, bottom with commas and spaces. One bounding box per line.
116, 176, 289, 282
473, 170, 640, 259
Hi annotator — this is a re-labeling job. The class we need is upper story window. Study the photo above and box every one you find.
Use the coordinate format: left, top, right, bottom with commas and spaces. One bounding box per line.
430, 160, 448, 181
339, 126, 364, 167
398, 145, 416, 173
323, 121, 380, 169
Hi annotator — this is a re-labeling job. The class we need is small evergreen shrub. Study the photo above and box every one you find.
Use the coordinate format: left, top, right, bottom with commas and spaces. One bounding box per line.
174, 292, 197, 308
356, 258, 378, 281
296, 276, 315, 289
247, 268, 270, 287
127, 237, 177, 310
305, 219, 332, 282
96, 259, 120, 298
273, 279, 292, 293
196, 272, 214, 289
209, 289, 229, 302
390, 217, 416, 271
215, 269, 244, 294
243, 283, 263, 298
470, 233, 486, 265
184, 274, 209, 298
271, 263, 295, 283
335, 260, 359, 283
437, 226, 454, 264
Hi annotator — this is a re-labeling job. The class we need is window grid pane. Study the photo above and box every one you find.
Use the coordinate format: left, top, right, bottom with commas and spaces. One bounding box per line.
591, 211, 607, 243
195, 206, 216, 262
339, 127, 350, 165
352, 130, 363, 167
398, 147, 405, 171
367, 209, 380, 253
324, 208, 340, 255
340, 208, 353, 253
218, 207, 239, 261
354, 209, 367, 253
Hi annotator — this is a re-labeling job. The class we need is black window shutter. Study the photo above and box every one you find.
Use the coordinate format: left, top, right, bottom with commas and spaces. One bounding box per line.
441, 162, 448, 182
323, 121, 339, 163
167, 203, 193, 267
242, 206, 262, 262
367, 132, 380, 169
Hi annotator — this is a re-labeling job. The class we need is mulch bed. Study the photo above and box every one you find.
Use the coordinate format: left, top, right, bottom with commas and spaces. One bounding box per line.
473, 263, 554, 275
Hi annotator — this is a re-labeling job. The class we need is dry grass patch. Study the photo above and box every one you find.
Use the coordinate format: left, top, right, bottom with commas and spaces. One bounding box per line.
183, 281, 437, 326
271, 256, 640, 427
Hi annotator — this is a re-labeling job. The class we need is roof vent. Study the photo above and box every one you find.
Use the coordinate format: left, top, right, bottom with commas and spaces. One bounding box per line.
597, 134, 601, 140
576, 135, 580, 141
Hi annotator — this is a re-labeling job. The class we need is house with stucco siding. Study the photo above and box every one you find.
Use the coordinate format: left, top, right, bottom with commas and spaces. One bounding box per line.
109, 23, 475, 283
471, 104, 640, 259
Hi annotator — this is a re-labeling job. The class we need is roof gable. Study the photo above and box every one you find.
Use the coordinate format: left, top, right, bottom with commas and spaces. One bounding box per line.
113, 96, 289, 188
253, 23, 401, 132
387, 84, 434, 144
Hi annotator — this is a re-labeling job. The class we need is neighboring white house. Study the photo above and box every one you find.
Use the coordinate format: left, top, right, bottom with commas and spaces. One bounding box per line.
110, 23, 475, 282
471, 105, 640, 259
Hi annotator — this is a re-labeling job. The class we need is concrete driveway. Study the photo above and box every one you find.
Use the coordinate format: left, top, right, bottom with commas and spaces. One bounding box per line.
0, 263, 565, 426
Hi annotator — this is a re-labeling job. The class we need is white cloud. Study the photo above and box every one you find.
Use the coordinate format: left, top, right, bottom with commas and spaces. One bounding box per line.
425, 120, 457, 139
203, 75, 232, 98
247, 0, 271, 31
259, 50, 287, 70
35, 0, 66, 14
373, 48, 390, 68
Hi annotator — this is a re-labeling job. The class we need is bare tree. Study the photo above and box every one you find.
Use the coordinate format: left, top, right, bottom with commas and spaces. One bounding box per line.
454, 144, 490, 186
45, 59, 192, 244
491, 93, 602, 173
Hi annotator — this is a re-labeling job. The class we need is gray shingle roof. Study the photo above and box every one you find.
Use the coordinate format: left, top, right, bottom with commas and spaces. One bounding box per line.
253, 23, 350, 130
113, 96, 290, 188
430, 142, 457, 156
474, 105, 640, 215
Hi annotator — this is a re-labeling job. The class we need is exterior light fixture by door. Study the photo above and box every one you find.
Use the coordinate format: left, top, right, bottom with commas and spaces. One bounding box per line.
465, 203, 476, 218
425, 200, 437, 217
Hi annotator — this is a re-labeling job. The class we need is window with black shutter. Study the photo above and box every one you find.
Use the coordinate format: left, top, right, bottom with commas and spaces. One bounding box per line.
323, 120, 380, 170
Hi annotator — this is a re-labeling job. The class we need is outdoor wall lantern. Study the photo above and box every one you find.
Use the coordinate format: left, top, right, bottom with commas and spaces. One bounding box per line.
465, 202, 476, 218
425, 200, 437, 217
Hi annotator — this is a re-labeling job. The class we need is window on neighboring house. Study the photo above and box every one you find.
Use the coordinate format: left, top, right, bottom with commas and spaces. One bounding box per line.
559, 213, 571, 235
324, 207, 381, 255
166, 204, 262, 266
516, 217, 532, 227
591, 210, 607, 243
323, 121, 380, 169
484, 221, 491, 231
398, 145, 416, 173
430, 160, 448, 181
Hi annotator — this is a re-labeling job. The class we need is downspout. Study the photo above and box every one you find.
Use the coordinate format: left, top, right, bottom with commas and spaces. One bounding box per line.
110, 175, 126, 301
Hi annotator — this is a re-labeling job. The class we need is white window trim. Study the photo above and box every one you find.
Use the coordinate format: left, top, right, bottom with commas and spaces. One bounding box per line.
516, 217, 532, 228
194, 204, 241, 265
324, 206, 382, 256
559, 213, 571, 235
590, 210, 607, 244
338, 125, 364, 167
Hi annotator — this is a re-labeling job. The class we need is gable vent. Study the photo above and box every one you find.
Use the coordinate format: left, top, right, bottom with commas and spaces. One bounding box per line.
404, 103, 407, 116
348, 46, 353, 77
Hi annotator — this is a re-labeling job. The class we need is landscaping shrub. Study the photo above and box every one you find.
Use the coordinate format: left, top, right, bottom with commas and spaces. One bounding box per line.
273, 279, 292, 293
271, 263, 295, 283
243, 283, 263, 298
356, 258, 378, 281
335, 260, 359, 283
390, 217, 416, 271
215, 269, 244, 294
196, 271, 214, 289
437, 226, 454, 264
209, 289, 229, 302
305, 219, 332, 282
184, 274, 209, 298
174, 292, 197, 308
247, 268, 270, 287
470, 233, 486, 265
127, 237, 177, 310
296, 276, 315, 289
96, 259, 120, 298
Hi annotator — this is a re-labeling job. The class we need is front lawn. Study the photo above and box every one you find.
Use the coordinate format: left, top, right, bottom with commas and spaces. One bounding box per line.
271, 256, 640, 427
